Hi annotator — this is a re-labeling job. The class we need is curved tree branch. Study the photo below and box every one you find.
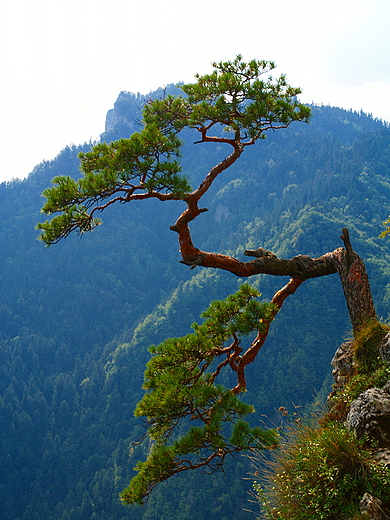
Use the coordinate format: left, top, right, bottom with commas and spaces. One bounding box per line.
172, 206, 376, 336
171, 210, 338, 278
232, 277, 304, 394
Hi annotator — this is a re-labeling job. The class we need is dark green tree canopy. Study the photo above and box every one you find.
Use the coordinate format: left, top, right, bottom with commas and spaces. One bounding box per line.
37, 55, 310, 246
123, 284, 280, 504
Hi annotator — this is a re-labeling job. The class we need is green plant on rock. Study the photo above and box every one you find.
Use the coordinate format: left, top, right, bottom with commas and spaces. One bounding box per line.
254, 420, 390, 520
352, 320, 390, 372
37, 56, 316, 504
329, 320, 390, 418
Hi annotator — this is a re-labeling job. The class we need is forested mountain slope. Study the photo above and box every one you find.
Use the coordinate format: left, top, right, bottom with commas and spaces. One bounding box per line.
1, 88, 390, 519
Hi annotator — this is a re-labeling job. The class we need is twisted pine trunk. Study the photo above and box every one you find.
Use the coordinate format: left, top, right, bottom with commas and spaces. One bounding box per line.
330, 228, 377, 335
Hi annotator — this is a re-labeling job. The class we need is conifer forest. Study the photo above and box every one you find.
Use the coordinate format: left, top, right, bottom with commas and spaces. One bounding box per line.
2, 62, 390, 518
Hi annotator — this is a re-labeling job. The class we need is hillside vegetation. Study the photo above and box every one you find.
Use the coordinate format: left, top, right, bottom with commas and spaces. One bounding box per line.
1, 88, 390, 518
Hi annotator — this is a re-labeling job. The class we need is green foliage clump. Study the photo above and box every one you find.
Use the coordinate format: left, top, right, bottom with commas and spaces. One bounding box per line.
352, 320, 390, 372
121, 284, 279, 505
344, 366, 390, 407
37, 55, 310, 246
332, 321, 390, 415
254, 421, 390, 519
144, 55, 311, 140
36, 127, 190, 244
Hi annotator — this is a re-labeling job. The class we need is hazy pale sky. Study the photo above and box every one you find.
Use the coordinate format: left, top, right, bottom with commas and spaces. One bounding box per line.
1, 0, 390, 183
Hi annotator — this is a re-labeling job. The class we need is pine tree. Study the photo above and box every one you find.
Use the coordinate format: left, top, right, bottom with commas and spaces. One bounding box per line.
37, 56, 377, 504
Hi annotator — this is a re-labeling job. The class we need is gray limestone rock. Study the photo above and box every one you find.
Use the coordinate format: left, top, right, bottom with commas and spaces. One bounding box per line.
359, 493, 390, 519
331, 341, 354, 390
346, 385, 390, 446
372, 448, 390, 467
380, 332, 390, 364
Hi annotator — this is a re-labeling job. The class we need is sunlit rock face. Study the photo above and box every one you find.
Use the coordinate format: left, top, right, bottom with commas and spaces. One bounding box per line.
330, 341, 354, 393
359, 493, 390, 520
380, 333, 390, 364
346, 385, 390, 446
345, 333, 390, 447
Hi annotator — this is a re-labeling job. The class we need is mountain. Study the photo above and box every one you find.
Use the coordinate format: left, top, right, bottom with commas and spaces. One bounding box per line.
1, 87, 390, 519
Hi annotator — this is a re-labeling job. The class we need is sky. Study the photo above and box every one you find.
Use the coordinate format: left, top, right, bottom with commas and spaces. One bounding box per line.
1, 0, 390, 183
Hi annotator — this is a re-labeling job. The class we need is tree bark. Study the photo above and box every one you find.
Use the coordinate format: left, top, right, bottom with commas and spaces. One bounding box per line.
329, 228, 377, 333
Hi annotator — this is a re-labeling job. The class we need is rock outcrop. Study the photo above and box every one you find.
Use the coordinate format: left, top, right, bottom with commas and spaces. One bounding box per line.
359, 493, 390, 520
329, 332, 390, 516
346, 384, 390, 446
380, 333, 390, 364
330, 340, 354, 393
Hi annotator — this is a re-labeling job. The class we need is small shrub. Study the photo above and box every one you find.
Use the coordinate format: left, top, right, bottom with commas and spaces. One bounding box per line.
344, 365, 390, 403
254, 421, 390, 519
352, 320, 389, 372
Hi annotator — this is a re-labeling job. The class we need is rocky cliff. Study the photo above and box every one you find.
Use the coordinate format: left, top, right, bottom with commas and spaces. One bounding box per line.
329, 327, 390, 518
